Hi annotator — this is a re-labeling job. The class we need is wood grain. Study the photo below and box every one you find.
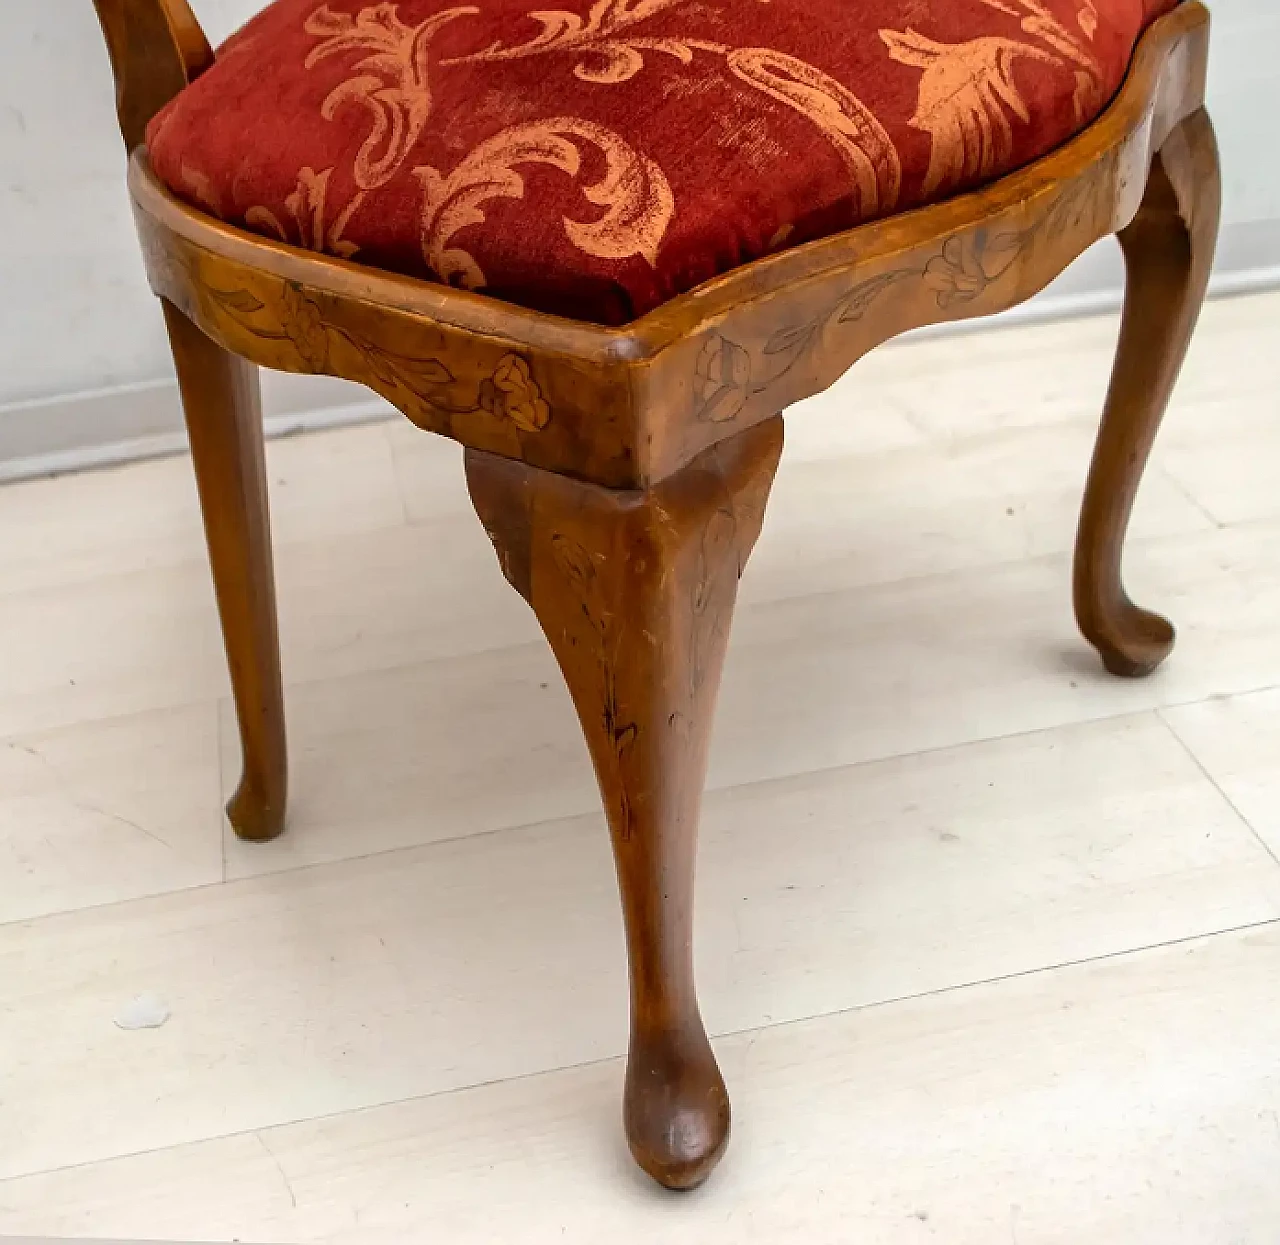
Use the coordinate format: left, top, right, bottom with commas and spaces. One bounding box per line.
92, 0, 212, 151
91, 2, 288, 842
164, 301, 287, 841
128, 4, 1211, 489
1074, 107, 1222, 677
466, 417, 784, 1188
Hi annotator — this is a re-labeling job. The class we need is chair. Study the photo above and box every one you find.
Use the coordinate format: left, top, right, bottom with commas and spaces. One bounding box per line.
91, 0, 1219, 1190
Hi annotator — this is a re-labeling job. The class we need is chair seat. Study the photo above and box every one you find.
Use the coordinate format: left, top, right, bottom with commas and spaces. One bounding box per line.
148, 0, 1177, 325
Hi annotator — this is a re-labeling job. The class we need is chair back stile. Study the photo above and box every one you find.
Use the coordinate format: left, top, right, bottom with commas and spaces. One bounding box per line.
92, 0, 214, 149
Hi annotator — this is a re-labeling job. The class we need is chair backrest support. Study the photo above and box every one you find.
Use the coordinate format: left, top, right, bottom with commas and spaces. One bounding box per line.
92, 0, 214, 149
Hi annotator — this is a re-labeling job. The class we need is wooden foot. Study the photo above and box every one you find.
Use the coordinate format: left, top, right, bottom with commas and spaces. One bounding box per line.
163, 300, 287, 840
467, 418, 784, 1190
1074, 109, 1221, 677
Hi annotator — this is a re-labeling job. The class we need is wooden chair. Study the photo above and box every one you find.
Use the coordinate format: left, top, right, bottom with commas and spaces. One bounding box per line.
91, 0, 1218, 1189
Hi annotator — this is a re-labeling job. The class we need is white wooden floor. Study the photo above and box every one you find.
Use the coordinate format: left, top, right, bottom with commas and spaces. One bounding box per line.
2, 292, 1280, 1243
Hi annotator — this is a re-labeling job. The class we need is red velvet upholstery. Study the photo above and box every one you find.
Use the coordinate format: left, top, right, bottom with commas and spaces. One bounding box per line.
149, 0, 1179, 325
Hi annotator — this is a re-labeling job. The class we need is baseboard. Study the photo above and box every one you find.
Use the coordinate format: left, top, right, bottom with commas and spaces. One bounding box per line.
0, 374, 393, 485
3, 219, 1278, 485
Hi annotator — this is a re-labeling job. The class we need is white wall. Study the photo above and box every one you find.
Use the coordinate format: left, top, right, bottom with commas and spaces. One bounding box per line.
1, 3, 261, 405
0, 1, 1277, 476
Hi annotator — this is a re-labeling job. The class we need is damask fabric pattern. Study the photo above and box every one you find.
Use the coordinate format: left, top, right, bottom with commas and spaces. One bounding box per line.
148, 0, 1179, 325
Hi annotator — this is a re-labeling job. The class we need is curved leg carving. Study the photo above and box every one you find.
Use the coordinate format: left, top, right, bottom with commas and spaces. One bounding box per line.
466, 418, 784, 1190
164, 300, 288, 840
1074, 108, 1222, 676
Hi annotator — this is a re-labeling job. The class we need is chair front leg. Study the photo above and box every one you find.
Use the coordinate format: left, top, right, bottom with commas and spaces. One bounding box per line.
466, 417, 783, 1189
1074, 108, 1222, 676
164, 300, 288, 841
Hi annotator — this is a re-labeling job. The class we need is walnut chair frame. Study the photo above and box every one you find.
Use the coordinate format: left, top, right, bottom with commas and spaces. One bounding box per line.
92, 0, 1220, 1191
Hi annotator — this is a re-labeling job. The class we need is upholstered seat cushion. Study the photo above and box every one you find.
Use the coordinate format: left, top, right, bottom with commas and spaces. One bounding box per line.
148, 0, 1177, 325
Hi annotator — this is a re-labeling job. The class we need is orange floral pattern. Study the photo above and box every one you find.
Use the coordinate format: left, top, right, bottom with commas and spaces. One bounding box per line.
246, 166, 364, 255
148, 0, 1178, 324
304, 3, 477, 188
881, 30, 1060, 196
414, 117, 674, 288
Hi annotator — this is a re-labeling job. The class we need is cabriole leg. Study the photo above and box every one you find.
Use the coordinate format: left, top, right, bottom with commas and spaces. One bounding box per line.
466, 419, 783, 1189
1074, 109, 1221, 676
